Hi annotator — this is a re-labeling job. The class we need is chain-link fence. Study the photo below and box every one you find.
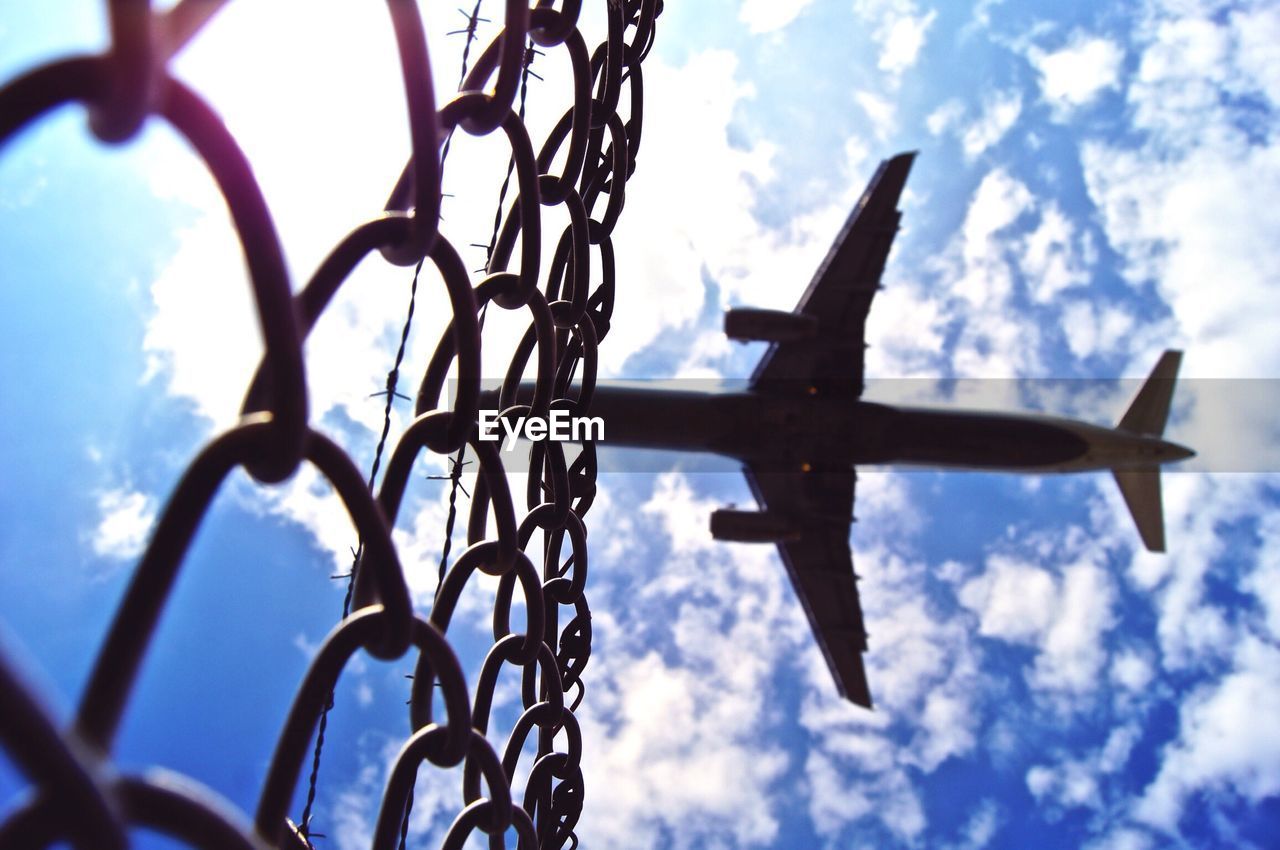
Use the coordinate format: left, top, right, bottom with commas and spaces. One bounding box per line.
0, 1, 662, 846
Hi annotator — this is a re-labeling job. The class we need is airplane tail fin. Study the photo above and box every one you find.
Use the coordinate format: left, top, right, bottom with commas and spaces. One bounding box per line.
1117, 350, 1181, 437
1112, 467, 1165, 552
1112, 350, 1183, 553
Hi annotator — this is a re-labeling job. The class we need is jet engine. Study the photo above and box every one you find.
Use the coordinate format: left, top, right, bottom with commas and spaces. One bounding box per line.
710, 509, 802, 542
724, 308, 818, 343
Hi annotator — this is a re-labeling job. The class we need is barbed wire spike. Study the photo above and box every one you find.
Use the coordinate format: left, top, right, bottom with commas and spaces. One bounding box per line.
447, 5, 490, 38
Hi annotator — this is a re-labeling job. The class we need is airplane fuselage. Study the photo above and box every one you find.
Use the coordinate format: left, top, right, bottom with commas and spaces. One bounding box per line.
582, 384, 1193, 473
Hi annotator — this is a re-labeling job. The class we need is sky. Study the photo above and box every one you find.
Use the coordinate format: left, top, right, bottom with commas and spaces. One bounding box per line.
1, 0, 1279, 848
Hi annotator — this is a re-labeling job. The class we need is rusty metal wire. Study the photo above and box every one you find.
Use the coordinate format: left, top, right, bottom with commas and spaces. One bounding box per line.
0, 0, 662, 847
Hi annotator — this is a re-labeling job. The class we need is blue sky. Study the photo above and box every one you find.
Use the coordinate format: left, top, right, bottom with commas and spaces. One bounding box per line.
2, 1, 1280, 848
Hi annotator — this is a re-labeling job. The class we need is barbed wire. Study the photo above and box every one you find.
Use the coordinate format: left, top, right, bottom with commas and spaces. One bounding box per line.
0, 0, 662, 847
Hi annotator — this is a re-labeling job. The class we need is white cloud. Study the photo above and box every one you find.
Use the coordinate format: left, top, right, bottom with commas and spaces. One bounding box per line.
1245, 511, 1280, 639
1028, 33, 1124, 117
1083, 140, 1280, 378
1110, 648, 1155, 693
1027, 760, 1099, 810
620, 96, 879, 336
857, 89, 897, 138
959, 555, 1056, 644
806, 749, 875, 834
330, 757, 378, 850
89, 487, 156, 561
954, 169, 1032, 307
141, 215, 260, 431
673, 328, 735, 378
969, 0, 1006, 33
880, 10, 937, 76
960, 555, 1116, 706
1031, 560, 1115, 696
937, 167, 1048, 377
925, 167, 1097, 379
1233, 5, 1280, 106
953, 799, 1001, 849
815, 192, 1071, 443
1081, 4, 1280, 381
604, 49, 780, 371
1120, 474, 1260, 670
927, 87, 1029, 160
852, 471, 924, 539
927, 98, 965, 135
1021, 204, 1089, 302
854, 0, 938, 78
1134, 637, 1280, 831
573, 473, 804, 848
1099, 723, 1143, 774
1051, 464, 1280, 837
800, 539, 986, 840
1026, 723, 1142, 815
580, 650, 789, 848
1083, 828, 1154, 850
1060, 300, 1134, 360
960, 89, 1022, 159
739, 0, 815, 34
806, 743, 926, 841
863, 281, 948, 376
141, 2, 483, 436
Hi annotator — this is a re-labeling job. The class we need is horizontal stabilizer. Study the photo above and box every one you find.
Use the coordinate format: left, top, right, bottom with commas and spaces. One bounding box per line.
1113, 467, 1165, 552
1118, 350, 1182, 436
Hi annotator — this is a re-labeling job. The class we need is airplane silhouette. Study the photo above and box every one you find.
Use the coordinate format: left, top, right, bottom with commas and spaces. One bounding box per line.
489, 152, 1194, 707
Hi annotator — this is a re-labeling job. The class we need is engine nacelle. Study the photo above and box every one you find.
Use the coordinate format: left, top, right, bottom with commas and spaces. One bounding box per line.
710, 509, 802, 543
724, 308, 818, 343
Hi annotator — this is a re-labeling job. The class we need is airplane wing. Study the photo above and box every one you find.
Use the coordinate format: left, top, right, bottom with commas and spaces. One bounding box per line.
750, 152, 915, 397
744, 464, 872, 707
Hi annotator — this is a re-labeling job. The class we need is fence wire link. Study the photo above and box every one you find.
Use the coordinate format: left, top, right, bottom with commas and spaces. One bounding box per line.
0, 1, 662, 847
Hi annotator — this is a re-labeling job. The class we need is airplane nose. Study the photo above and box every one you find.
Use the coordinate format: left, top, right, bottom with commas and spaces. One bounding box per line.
1163, 440, 1195, 462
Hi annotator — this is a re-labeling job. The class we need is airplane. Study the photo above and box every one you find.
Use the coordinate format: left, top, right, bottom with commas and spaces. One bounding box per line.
485, 152, 1194, 708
